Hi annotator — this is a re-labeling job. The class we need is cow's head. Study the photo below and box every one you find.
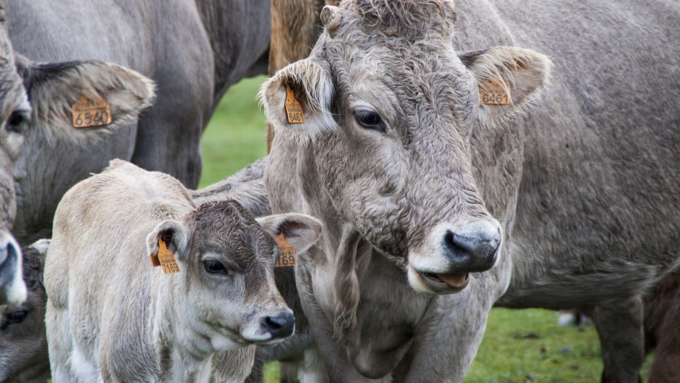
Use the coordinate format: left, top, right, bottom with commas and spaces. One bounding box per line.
0, 4, 153, 304
262, 0, 550, 298
145, 201, 322, 349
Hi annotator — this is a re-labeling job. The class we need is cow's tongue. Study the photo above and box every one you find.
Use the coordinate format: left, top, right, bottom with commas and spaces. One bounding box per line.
436, 272, 469, 288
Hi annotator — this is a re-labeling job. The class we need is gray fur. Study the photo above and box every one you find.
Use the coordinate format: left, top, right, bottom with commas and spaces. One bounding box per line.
44, 160, 323, 383
4, 0, 270, 245
260, 0, 680, 381
0, 239, 50, 383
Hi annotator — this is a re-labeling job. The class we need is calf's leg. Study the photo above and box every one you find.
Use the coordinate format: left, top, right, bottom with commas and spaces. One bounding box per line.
590, 296, 644, 383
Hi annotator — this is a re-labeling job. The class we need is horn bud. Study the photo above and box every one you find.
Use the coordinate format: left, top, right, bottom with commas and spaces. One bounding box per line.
438, 0, 457, 22
321, 6, 342, 31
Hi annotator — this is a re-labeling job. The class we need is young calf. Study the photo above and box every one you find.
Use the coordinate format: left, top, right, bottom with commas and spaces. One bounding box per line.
44, 160, 322, 383
0, 239, 50, 383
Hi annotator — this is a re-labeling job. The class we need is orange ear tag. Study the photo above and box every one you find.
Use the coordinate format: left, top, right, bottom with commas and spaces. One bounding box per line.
275, 233, 297, 267
479, 78, 511, 105
72, 95, 112, 128
285, 84, 306, 124
150, 235, 180, 274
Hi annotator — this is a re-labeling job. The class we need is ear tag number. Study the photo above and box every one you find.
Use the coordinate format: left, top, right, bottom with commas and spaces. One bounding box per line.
285, 84, 306, 124
479, 78, 511, 105
275, 233, 297, 268
72, 95, 112, 128
150, 235, 180, 274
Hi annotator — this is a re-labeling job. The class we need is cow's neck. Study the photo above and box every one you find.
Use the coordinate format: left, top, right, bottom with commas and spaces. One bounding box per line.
194, 0, 270, 106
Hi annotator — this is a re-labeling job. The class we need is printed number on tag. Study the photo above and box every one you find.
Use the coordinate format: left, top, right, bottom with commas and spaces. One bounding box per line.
72, 95, 112, 128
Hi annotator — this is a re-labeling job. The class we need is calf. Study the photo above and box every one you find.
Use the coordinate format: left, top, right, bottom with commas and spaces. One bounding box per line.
45, 160, 322, 383
0, 239, 49, 383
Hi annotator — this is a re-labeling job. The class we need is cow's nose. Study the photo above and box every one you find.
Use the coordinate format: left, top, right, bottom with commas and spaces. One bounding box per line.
442, 221, 500, 272
261, 311, 295, 339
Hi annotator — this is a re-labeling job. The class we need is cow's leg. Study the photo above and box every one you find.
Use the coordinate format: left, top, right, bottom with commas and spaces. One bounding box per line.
399, 282, 493, 383
45, 303, 77, 383
590, 296, 644, 383
646, 301, 680, 383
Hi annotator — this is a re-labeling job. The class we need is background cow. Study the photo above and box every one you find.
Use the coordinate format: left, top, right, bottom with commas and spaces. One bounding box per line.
45, 160, 323, 383
260, 0, 680, 382
0, 239, 49, 383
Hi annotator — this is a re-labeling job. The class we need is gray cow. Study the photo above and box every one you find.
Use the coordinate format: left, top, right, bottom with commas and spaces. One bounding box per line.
0, 4, 153, 307
260, 0, 680, 382
6, 0, 271, 245
45, 160, 322, 383
0, 239, 50, 383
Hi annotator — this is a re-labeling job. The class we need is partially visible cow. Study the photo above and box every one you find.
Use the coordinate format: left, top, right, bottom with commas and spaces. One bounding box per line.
644, 270, 680, 383
260, 0, 680, 382
0, 3, 155, 308
45, 160, 322, 383
0, 239, 49, 383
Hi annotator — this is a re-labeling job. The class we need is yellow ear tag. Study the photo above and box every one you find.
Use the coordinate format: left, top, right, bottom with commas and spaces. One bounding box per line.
151, 235, 180, 274
479, 78, 511, 105
72, 95, 112, 128
285, 84, 306, 124
275, 233, 297, 267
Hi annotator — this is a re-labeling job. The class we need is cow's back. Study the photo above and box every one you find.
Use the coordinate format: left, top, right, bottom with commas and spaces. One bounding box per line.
453, 0, 680, 307
45, 160, 195, 378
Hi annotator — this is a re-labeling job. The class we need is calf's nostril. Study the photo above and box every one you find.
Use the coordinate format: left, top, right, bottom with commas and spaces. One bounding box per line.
441, 226, 500, 272
262, 312, 295, 339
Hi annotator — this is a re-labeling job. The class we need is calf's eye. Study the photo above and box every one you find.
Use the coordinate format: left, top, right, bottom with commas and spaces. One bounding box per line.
5, 310, 28, 324
6, 110, 28, 134
204, 260, 228, 275
355, 110, 386, 133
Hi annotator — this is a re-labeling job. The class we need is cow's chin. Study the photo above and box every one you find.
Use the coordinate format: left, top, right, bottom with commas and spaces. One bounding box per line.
406, 265, 470, 295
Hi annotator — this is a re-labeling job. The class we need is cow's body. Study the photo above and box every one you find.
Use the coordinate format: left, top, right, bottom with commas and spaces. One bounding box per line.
45, 160, 322, 383
5, 0, 270, 244
260, 0, 680, 381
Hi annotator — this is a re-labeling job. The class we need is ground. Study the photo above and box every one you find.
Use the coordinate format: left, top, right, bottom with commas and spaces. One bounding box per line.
200, 76, 654, 383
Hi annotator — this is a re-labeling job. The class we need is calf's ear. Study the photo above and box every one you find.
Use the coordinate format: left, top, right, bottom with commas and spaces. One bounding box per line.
256, 213, 323, 255
17, 57, 155, 145
460, 46, 552, 124
260, 59, 336, 139
146, 220, 190, 261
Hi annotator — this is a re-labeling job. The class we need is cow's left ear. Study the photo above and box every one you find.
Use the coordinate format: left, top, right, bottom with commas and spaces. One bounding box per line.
256, 213, 323, 255
146, 220, 190, 262
17, 57, 155, 144
460, 46, 552, 124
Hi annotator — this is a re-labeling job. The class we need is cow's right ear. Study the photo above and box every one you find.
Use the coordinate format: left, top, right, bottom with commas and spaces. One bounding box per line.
256, 213, 323, 255
260, 59, 336, 138
146, 220, 190, 261
17, 57, 155, 145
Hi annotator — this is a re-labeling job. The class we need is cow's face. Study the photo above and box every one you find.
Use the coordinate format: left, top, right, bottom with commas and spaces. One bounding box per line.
145, 201, 322, 350
0, 2, 153, 305
263, 0, 551, 294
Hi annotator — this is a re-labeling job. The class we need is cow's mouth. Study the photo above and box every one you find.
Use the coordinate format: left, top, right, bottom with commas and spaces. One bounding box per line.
422, 271, 469, 288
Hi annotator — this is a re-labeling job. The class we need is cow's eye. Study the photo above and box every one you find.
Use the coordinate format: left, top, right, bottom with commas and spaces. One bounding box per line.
204, 260, 228, 275
355, 110, 386, 133
6, 110, 28, 134
5, 310, 28, 325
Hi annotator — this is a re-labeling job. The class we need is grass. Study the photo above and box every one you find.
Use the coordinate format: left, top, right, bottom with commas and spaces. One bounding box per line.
201, 77, 654, 382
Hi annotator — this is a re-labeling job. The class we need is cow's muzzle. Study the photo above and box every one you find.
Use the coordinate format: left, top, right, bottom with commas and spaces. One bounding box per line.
0, 230, 26, 305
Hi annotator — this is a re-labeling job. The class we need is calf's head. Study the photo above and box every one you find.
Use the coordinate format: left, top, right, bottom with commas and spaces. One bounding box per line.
263, 0, 551, 294
0, 4, 153, 303
146, 200, 322, 350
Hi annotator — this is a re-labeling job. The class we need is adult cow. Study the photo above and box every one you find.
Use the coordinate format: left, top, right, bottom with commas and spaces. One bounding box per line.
6, 0, 270, 244
0, 4, 154, 307
261, 0, 680, 382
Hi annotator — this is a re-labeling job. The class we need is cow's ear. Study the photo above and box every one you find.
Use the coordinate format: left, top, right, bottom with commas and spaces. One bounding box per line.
260, 59, 336, 138
460, 46, 552, 124
18, 58, 155, 145
256, 213, 323, 255
146, 220, 190, 262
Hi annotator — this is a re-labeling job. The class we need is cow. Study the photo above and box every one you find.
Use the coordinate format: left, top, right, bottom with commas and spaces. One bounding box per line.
6, 0, 271, 247
44, 160, 323, 383
0, 239, 49, 383
260, 0, 680, 381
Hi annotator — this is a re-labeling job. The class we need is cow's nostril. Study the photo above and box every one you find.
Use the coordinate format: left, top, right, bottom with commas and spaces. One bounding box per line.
442, 224, 500, 273
262, 312, 295, 339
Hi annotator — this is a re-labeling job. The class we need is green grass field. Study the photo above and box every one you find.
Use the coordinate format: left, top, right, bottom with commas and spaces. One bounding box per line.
200, 76, 653, 382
